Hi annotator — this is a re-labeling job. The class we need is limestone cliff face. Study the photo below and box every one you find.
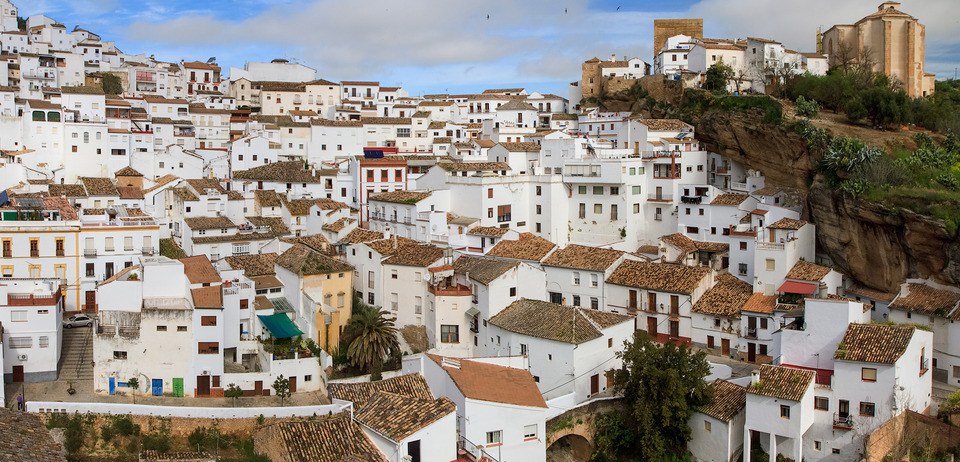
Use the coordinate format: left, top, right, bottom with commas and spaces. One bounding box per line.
807, 180, 960, 292
693, 109, 959, 292
695, 109, 813, 190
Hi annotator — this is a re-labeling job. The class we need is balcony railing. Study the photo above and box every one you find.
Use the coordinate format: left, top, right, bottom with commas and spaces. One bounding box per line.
6, 291, 61, 306
142, 247, 154, 256
458, 436, 499, 462
757, 242, 785, 250
833, 413, 853, 429
648, 194, 672, 202
427, 283, 472, 297
84, 248, 97, 257
497, 213, 511, 223
745, 328, 758, 339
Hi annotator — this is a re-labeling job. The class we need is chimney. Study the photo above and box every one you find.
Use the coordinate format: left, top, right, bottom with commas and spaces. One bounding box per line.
750, 369, 761, 386
611, 53, 616, 62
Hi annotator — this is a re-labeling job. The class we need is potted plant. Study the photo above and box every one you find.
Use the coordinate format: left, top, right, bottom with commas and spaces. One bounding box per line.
67, 380, 76, 395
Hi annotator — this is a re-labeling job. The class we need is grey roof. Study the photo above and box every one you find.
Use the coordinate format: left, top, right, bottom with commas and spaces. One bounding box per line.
453, 255, 520, 285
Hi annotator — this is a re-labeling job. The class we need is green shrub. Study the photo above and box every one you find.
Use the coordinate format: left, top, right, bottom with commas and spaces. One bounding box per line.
795, 95, 820, 118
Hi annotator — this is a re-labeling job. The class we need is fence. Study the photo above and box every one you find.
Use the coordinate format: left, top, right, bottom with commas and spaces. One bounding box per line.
27, 400, 353, 419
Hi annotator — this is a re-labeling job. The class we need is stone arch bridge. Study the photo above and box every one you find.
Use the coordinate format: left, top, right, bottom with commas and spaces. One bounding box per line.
546, 397, 627, 452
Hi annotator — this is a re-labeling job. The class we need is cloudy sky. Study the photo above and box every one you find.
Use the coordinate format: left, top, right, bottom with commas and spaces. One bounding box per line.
20, 0, 960, 96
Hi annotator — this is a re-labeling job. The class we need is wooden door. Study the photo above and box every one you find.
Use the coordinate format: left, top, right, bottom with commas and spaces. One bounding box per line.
647, 293, 657, 312
721, 338, 730, 356
590, 374, 599, 395
669, 320, 679, 338
172, 378, 183, 397
838, 400, 850, 418
647, 316, 657, 336
747, 316, 757, 336
197, 376, 210, 396
707, 336, 715, 349
12, 365, 23, 382
748, 343, 756, 363
408, 440, 421, 462
85, 291, 96, 313
628, 290, 637, 311
670, 295, 679, 315
289, 376, 297, 393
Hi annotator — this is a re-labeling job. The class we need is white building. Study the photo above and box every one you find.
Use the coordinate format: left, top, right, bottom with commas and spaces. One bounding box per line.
887, 281, 960, 385
0, 278, 63, 383
542, 244, 628, 310
485, 298, 634, 402
689, 379, 747, 462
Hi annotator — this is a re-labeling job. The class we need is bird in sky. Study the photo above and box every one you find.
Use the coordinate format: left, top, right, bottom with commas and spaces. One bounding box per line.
617, 6, 621, 11
565, 8, 568, 13
487, 14, 490, 19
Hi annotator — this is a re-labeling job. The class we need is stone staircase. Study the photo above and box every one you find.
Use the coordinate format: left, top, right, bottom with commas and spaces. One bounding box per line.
59, 327, 94, 384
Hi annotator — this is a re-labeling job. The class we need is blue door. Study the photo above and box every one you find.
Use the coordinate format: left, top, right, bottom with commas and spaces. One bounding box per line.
152, 379, 163, 396
109, 377, 116, 395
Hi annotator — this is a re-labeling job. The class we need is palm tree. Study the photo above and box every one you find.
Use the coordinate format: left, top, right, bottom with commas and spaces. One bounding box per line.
346, 305, 399, 372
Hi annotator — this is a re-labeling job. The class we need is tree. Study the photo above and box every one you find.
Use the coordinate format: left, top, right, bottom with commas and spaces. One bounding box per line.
101, 72, 123, 95
608, 332, 713, 461
272, 375, 291, 406
704, 59, 733, 93
345, 304, 399, 372
127, 377, 140, 404
17, 16, 25, 31
225, 383, 243, 407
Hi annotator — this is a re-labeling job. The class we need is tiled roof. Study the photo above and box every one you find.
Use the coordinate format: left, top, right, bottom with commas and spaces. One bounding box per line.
310, 118, 363, 127
467, 226, 510, 237
0, 408, 67, 461
749, 365, 814, 402
341, 228, 384, 244
362, 117, 411, 125
453, 255, 519, 284
768, 218, 807, 230
224, 253, 278, 277
835, 323, 914, 364
233, 161, 322, 183
114, 166, 143, 177
323, 217, 356, 232
490, 298, 632, 344
382, 243, 444, 267
256, 413, 386, 462
486, 233, 556, 261
184, 216, 235, 230
81, 177, 119, 196
327, 373, 435, 408
277, 244, 353, 275
116, 186, 143, 199
845, 282, 897, 303
693, 274, 753, 318
284, 197, 349, 216
427, 354, 548, 408
368, 190, 431, 204
254, 190, 282, 208
634, 119, 691, 131
438, 162, 510, 172
499, 142, 541, 152
171, 187, 199, 202
606, 260, 709, 294
785, 260, 832, 282
741, 293, 777, 314
143, 175, 179, 194
637, 245, 660, 255
190, 286, 223, 308
711, 193, 750, 206
889, 283, 960, 319
246, 216, 291, 234
661, 233, 698, 253
179, 255, 221, 284
354, 392, 456, 442
542, 244, 624, 271
48, 184, 87, 197
751, 186, 783, 196
699, 379, 747, 422
287, 234, 330, 253
184, 178, 226, 195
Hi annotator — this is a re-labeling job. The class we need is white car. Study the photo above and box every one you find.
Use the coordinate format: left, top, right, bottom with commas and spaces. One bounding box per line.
63, 314, 93, 328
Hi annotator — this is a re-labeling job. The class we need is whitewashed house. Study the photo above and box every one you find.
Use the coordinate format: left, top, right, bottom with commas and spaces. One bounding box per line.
542, 244, 628, 310
0, 278, 63, 383
689, 379, 747, 462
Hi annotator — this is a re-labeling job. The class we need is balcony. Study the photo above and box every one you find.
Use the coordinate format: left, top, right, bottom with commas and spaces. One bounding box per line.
6, 290, 61, 307
427, 283, 472, 297
497, 213, 511, 223
84, 248, 97, 257
142, 247, 154, 256
757, 242, 785, 250
648, 194, 673, 202
833, 413, 853, 430
745, 328, 758, 339
680, 196, 702, 204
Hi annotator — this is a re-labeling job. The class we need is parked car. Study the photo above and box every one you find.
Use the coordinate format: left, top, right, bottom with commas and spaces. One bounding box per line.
63, 314, 93, 328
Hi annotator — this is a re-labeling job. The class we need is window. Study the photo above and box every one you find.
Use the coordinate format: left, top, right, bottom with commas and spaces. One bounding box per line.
738, 263, 748, 276
11, 310, 27, 322
157, 325, 168, 332
573, 295, 581, 306
579, 203, 586, 219
39, 336, 49, 348
594, 204, 602, 214
832, 449, 841, 454
591, 297, 599, 309
113, 350, 128, 359
593, 186, 603, 195
510, 287, 517, 297
610, 187, 619, 195
487, 188, 493, 198
859, 402, 875, 417
740, 241, 747, 251
815, 441, 822, 451
198, 342, 220, 354
765, 259, 775, 271
536, 186, 542, 196
590, 274, 598, 288
578, 186, 587, 194
440, 325, 459, 343
780, 405, 790, 419
201, 316, 217, 326
536, 204, 542, 214
177, 326, 188, 332
704, 420, 711, 432
105, 237, 115, 251
760, 318, 768, 329
523, 425, 537, 440
861, 367, 877, 382
486, 430, 502, 446
520, 343, 528, 355
391, 269, 398, 279
815, 396, 829, 410
573, 272, 580, 285
632, 185, 641, 195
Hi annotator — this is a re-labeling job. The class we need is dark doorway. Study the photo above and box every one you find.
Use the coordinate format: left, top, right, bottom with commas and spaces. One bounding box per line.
197, 375, 210, 396
407, 440, 421, 462
12, 365, 24, 382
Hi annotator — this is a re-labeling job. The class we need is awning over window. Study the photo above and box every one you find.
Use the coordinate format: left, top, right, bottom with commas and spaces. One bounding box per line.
257, 313, 304, 339
778, 281, 818, 295
465, 307, 480, 317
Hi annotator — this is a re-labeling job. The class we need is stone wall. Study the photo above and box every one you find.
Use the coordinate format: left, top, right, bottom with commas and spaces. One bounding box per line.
865, 410, 960, 461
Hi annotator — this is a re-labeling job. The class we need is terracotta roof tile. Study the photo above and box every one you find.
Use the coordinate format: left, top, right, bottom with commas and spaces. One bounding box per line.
143, 175, 179, 194
785, 260, 832, 282
284, 197, 349, 215
693, 274, 753, 318
889, 283, 960, 319
542, 244, 625, 272
845, 282, 897, 303
699, 379, 747, 422
368, 191, 431, 205
711, 193, 750, 206
246, 216, 290, 235
254, 190, 282, 208
225, 253, 278, 277
0, 408, 67, 461
741, 293, 777, 314
255, 413, 385, 462
490, 298, 632, 344
172, 187, 199, 202
117, 186, 143, 199
81, 177, 119, 196
607, 260, 709, 294
48, 184, 87, 197
354, 392, 456, 442
768, 218, 808, 230
438, 162, 510, 172
341, 228, 384, 244
114, 166, 143, 177
184, 216, 235, 230
233, 161, 322, 183
190, 286, 223, 308
382, 243, 444, 267
327, 373, 435, 408
277, 244, 353, 275
749, 365, 814, 401
634, 119, 692, 131
486, 233, 556, 261
467, 226, 509, 237
426, 354, 547, 408
323, 217, 356, 232
362, 117, 411, 125
835, 323, 915, 364
499, 142, 541, 152
453, 255, 519, 284
661, 233, 698, 253
179, 255, 221, 284
184, 178, 226, 195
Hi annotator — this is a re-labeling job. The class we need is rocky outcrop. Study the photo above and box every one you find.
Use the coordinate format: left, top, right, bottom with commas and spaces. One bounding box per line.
807, 179, 960, 292
695, 109, 813, 190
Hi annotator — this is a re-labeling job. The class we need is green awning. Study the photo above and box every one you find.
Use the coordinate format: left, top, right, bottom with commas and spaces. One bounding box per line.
465, 307, 480, 317
257, 313, 304, 339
